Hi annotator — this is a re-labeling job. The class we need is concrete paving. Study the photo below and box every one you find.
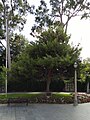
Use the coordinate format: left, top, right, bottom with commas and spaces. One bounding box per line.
0, 103, 90, 120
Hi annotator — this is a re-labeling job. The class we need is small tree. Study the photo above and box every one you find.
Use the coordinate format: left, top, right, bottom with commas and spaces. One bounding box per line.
80, 58, 90, 93
10, 26, 81, 92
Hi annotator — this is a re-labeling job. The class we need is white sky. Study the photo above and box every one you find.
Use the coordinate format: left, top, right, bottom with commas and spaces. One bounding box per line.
68, 17, 90, 60
21, 0, 90, 60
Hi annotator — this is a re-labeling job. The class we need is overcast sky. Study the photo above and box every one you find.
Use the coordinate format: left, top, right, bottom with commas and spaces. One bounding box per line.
21, 0, 90, 60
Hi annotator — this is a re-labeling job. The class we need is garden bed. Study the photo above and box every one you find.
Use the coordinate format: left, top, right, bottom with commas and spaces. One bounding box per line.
0, 92, 90, 104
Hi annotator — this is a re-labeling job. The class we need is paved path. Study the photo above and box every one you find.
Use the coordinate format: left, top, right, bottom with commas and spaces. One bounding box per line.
0, 103, 90, 120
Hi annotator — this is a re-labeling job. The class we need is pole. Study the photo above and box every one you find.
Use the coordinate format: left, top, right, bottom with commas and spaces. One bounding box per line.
5, 15, 8, 95
73, 69, 78, 106
7, 20, 11, 69
5, 4, 11, 95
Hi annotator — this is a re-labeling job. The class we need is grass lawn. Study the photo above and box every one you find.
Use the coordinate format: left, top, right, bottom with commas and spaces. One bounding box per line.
0, 92, 72, 99
52, 92, 72, 98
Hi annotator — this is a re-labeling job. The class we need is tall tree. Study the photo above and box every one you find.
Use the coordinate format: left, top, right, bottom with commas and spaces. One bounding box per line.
10, 34, 29, 61
1, 0, 33, 32
31, 0, 90, 35
0, 0, 34, 67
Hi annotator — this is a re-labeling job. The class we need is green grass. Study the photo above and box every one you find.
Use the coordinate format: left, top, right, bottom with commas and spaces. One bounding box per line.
0, 92, 73, 99
52, 92, 72, 98
0, 92, 42, 99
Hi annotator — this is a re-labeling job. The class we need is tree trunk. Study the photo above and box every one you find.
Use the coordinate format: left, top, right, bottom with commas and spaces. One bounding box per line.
46, 79, 51, 92
46, 69, 52, 92
87, 82, 89, 93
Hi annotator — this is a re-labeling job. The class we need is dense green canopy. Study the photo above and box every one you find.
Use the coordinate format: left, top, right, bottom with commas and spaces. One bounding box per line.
10, 26, 81, 92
